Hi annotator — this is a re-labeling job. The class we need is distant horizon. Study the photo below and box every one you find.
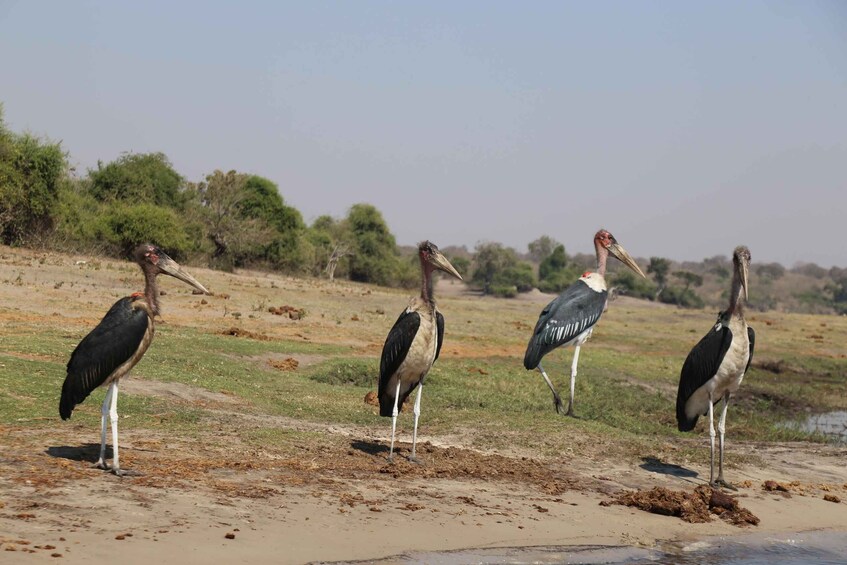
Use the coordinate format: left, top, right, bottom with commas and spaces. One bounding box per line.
2, 1, 845, 268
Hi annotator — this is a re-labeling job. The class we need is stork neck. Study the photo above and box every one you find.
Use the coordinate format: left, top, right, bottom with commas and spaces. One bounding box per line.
595, 245, 609, 277
143, 269, 160, 316
727, 271, 744, 316
420, 261, 435, 304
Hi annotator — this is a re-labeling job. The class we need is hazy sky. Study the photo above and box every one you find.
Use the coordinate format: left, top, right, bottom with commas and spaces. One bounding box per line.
1, 1, 845, 267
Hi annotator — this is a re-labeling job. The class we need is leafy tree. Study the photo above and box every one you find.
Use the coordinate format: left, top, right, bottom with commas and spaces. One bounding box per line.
0, 106, 67, 244
447, 255, 471, 279
190, 170, 274, 270
792, 262, 827, 278
709, 264, 730, 280
100, 202, 193, 258
240, 175, 308, 271
825, 268, 847, 315
527, 235, 559, 263
539, 244, 568, 280
345, 204, 402, 286
755, 262, 785, 281
472, 242, 535, 297
611, 270, 656, 300
673, 270, 703, 292
307, 215, 351, 277
89, 152, 185, 209
647, 257, 671, 299
53, 179, 106, 250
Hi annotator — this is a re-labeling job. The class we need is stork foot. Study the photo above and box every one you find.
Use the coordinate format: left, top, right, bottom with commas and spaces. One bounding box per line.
711, 478, 737, 491
565, 406, 576, 418
553, 395, 565, 415
387, 453, 396, 464
93, 460, 109, 471
408, 455, 423, 465
111, 467, 143, 477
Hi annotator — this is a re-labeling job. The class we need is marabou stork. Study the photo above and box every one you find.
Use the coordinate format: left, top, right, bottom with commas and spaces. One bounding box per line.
524, 230, 645, 416
378, 241, 463, 462
676, 246, 755, 490
60, 244, 210, 476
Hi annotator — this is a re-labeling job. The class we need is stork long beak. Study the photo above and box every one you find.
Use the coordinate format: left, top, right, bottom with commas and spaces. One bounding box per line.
429, 250, 463, 281
740, 262, 749, 302
608, 242, 646, 278
158, 256, 211, 295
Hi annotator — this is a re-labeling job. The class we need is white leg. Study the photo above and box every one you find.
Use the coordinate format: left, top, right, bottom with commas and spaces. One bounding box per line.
95, 384, 114, 469
388, 380, 401, 462
716, 393, 735, 489
537, 362, 564, 414
109, 380, 121, 473
567, 345, 581, 417
410, 384, 423, 463
708, 394, 716, 486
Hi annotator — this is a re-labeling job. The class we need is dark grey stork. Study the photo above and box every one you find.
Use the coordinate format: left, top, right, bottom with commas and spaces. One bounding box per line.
524, 229, 645, 416
378, 241, 462, 462
60, 244, 210, 475
676, 246, 755, 490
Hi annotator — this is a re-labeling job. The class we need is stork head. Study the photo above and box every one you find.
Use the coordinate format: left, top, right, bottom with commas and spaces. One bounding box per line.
133, 244, 211, 295
418, 241, 463, 280
594, 229, 646, 278
732, 245, 751, 302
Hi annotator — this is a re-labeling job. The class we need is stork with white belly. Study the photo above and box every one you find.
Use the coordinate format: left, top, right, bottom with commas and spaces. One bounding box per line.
378, 241, 463, 462
676, 246, 755, 490
524, 229, 646, 416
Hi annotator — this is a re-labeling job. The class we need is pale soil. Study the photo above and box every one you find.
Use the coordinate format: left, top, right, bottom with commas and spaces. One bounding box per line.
1, 246, 846, 563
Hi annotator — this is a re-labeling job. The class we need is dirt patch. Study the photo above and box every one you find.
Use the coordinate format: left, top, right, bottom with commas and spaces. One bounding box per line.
268, 357, 299, 371
602, 486, 759, 527
121, 379, 239, 406
217, 326, 272, 340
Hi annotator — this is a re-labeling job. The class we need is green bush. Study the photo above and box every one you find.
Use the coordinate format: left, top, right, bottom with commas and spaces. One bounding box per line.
52, 181, 104, 247
490, 284, 518, 298
89, 152, 186, 208
101, 203, 193, 258
0, 116, 67, 244
611, 270, 656, 300
659, 286, 704, 308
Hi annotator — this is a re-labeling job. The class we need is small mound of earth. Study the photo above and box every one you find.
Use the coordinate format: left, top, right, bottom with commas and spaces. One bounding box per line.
602, 485, 759, 527
269, 357, 299, 371
363, 391, 379, 406
268, 305, 305, 320
219, 326, 271, 340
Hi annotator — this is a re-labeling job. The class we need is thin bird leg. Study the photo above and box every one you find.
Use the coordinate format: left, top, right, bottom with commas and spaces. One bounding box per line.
567, 345, 582, 417
94, 383, 114, 470
715, 393, 736, 490
109, 380, 122, 475
708, 394, 716, 487
388, 380, 401, 462
537, 362, 564, 414
409, 384, 424, 464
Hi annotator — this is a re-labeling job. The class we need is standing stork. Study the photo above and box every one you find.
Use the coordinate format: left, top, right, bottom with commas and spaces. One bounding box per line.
676, 246, 755, 490
524, 229, 645, 416
60, 244, 210, 476
378, 241, 462, 462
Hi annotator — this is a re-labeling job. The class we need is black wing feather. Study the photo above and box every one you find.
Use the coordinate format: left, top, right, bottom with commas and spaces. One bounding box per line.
434, 311, 445, 362
524, 279, 607, 369
378, 309, 421, 417
745, 326, 755, 374
675, 312, 733, 432
60, 297, 149, 420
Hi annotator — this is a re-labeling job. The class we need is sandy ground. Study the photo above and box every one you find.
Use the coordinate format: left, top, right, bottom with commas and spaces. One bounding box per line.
1, 246, 846, 563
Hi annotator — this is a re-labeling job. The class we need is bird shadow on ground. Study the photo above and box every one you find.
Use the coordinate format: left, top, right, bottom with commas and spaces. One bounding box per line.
46, 444, 108, 463
640, 456, 699, 480
350, 439, 390, 457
